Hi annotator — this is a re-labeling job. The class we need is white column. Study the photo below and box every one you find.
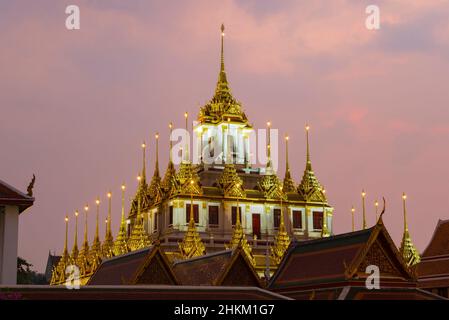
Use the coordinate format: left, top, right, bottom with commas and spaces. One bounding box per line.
0, 205, 19, 285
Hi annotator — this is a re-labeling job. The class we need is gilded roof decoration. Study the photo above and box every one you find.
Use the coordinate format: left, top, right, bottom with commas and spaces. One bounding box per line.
217, 164, 246, 198
172, 162, 202, 196
258, 174, 287, 201
198, 24, 249, 125
179, 203, 206, 259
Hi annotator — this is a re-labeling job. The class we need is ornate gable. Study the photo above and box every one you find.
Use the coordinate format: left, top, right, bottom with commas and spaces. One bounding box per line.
172, 162, 202, 196
347, 220, 413, 281
258, 174, 286, 200
217, 164, 245, 198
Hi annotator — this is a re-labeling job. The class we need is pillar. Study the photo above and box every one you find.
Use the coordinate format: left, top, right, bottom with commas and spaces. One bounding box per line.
0, 205, 19, 285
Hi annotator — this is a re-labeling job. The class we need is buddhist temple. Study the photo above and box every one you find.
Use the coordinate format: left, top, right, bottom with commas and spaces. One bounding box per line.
45, 25, 437, 302
50, 25, 334, 285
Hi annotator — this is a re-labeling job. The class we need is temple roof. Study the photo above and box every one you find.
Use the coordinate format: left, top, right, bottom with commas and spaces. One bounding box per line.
0, 178, 34, 213
421, 219, 449, 258
173, 248, 261, 286
416, 219, 449, 289
269, 218, 414, 290
88, 245, 178, 285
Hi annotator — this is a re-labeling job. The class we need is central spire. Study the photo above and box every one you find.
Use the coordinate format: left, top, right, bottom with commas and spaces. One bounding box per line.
198, 24, 248, 125
217, 23, 229, 92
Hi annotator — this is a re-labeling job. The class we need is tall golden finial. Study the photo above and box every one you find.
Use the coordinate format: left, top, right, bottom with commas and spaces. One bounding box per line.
184, 112, 189, 162
298, 123, 326, 203
351, 206, 355, 232
321, 189, 330, 237
71, 210, 79, 260
141, 142, 147, 183
128, 177, 151, 251
178, 179, 206, 259
283, 135, 296, 193
162, 122, 176, 193
285, 135, 289, 171
402, 193, 408, 231
63, 215, 69, 257
305, 124, 311, 168
113, 183, 129, 256
82, 204, 89, 249
169, 122, 173, 163
149, 132, 162, 202
155, 132, 159, 171
361, 190, 367, 229
271, 185, 291, 264
220, 23, 225, 73
399, 193, 420, 266
94, 198, 100, 243
121, 184, 126, 224
266, 121, 272, 170
226, 182, 255, 265
102, 191, 114, 258
89, 197, 102, 261
50, 216, 70, 285
107, 191, 112, 237
83, 205, 89, 243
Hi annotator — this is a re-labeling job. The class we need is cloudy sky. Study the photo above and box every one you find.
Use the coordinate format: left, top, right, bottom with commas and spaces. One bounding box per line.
1, 0, 449, 271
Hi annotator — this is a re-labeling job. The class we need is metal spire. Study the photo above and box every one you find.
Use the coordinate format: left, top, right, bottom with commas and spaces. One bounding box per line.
399, 193, 421, 266
83, 204, 89, 247
362, 190, 367, 229
220, 24, 225, 74
402, 192, 408, 231
63, 215, 69, 257
141, 142, 147, 183
305, 124, 311, 169
283, 135, 296, 192
107, 191, 112, 237
71, 210, 79, 259
351, 206, 355, 232
94, 198, 100, 243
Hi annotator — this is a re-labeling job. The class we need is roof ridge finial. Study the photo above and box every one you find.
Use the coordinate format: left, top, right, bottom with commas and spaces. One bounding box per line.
305, 124, 311, 169
402, 192, 408, 232
266, 121, 273, 172
63, 215, 69, 257
221, 24, 225, 73
141, 142, 147, 183
154, 132, 160, 176
83, 204, 89, 247
399, 193, 420, 266
168, 122, 173, 163
71, 210, 79, 259
283, 135, 296, 193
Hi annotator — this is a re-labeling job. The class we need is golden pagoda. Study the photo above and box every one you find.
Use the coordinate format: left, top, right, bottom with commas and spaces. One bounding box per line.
127, 195, 151, 251
225, 183, 256, 266
69, 210, 79, 265
50, 215, 69, 285
50, 24, 335, 284
88, 198, 102, 270
101, 192, 114, 258
113, 184, 129, 256
271, 187, 291, 265
282, 135, 296, 193
76, 205, 90, 275
399, 193, 420, 266
178, 180, 206, 259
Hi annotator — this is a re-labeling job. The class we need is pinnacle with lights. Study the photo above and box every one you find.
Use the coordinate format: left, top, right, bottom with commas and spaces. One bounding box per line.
50, 24, 335, 285
399, 193, 420, 266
